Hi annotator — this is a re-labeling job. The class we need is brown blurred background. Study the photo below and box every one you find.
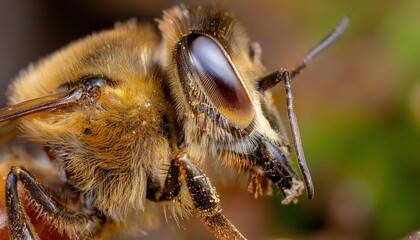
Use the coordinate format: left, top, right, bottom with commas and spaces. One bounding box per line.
0, 0, 419, 239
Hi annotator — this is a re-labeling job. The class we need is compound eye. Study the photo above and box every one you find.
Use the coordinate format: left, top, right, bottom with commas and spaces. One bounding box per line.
187, 34, 255, 128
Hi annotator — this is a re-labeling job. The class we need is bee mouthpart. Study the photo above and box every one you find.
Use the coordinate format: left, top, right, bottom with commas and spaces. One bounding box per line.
281, 178, 305, 205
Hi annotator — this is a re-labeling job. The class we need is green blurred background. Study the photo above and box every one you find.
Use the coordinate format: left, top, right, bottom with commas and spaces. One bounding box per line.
0, 0, 419, 239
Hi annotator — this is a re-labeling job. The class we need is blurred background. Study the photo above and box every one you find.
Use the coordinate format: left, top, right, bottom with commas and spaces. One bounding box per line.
0, 0, 419, 239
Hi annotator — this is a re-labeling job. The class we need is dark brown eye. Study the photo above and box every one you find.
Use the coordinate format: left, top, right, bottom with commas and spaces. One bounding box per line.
187, 34, 255, 128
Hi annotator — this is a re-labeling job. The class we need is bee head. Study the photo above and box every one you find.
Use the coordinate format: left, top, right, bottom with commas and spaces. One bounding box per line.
159, 5, 268, 142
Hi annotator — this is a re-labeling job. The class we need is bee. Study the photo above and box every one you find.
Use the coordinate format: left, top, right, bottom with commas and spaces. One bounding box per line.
0, 5, 348, 240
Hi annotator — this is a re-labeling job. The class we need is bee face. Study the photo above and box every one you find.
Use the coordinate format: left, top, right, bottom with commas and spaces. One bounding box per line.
160, 6, 277, 146
0, 4, 347, 239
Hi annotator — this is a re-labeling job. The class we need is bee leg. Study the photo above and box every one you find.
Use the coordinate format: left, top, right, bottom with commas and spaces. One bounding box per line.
146, 151, 246, 239
146, 157, 182, 201
252, 139, 305, 205
175, 151, 246, 240
6, 166, 102, 240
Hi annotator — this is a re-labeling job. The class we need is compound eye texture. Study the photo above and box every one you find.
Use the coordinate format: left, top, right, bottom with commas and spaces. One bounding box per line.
187, 34, 255, 128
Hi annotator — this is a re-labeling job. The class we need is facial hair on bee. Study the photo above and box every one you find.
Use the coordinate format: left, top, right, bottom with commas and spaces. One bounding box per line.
0, 4, 348, 240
